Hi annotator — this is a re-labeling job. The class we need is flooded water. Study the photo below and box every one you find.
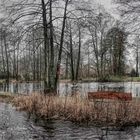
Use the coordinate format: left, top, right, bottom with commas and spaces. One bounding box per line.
1, 102, 140, 140
0, 102, 47, 140
0, 82, 140, 97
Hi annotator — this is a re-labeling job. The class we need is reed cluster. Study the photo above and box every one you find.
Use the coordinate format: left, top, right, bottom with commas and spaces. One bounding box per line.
0, 93, 14, 102
13, 93, 140, 126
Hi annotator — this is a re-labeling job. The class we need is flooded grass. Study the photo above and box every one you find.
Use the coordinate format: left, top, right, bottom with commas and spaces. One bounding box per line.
12, 93, 140, 127
0, 93, 14, 102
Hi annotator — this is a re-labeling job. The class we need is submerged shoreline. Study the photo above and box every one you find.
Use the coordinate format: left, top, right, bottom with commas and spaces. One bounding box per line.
1, 92, 139, 127
0, 76, 140, 85
1, 92, 140, 128
0, 101, 139, 140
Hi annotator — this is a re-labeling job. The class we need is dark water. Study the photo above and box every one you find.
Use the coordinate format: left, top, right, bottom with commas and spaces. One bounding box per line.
1, 102, 140, 140
0, 82, 140, 97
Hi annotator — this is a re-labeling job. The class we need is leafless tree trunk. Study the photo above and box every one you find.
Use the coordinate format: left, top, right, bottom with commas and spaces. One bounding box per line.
69, 23, 75, 81
3, 30, 9, 83
136, 44, 139, 77
1, 28, 5, 73
41, 0, 49, 93
55, 0, 69, 91
48, 0, 55, 90
75, 26, 81, 81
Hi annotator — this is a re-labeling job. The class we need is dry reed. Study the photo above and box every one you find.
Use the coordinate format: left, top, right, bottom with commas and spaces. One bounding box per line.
13, 93, 140, 126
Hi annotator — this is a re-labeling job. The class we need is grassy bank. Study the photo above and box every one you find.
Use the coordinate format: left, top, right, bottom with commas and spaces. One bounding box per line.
0, 76, 140, 84
12, 93, 140, 127
61, 77, 140, 83
81, 76, 140, 82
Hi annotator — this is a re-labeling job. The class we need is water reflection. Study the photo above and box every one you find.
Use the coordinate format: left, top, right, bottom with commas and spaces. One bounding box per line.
0, 82, 43, 94
0, 82, 140, 97
0, 102, 140, 139
97, 84, 125, 92
32, 119, 140, 140
61, 82, 140, 97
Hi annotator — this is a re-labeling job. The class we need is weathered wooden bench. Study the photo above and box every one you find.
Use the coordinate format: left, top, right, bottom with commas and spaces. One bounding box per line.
88, 91, 132, 101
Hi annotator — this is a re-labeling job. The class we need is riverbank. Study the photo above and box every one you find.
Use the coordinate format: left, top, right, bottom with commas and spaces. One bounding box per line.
0, 100, 139, 140
81, 76, 140, 82
11, 93, 140, 127
60, 76, 140, 83
1, 92, 140, 127
0, 76, 140, 84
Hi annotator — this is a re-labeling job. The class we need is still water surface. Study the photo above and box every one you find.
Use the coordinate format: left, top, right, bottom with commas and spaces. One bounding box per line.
0, 102, 140, 140
0, 82, 140, 97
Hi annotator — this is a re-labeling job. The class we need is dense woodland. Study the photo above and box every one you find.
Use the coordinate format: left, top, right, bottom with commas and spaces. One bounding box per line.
0, 0, 139, 92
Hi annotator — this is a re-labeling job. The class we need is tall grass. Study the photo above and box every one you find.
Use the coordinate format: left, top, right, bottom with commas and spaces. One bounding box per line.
13, 93, 140, 126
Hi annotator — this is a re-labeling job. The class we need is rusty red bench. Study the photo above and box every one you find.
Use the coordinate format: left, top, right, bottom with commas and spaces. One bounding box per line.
88, 91, 132, 101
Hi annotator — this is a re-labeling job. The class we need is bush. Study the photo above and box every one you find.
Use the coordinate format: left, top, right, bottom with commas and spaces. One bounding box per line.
13, 93, 140, 126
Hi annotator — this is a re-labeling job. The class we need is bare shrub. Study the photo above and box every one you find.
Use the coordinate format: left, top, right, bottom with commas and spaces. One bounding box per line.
13, 93, 140, 126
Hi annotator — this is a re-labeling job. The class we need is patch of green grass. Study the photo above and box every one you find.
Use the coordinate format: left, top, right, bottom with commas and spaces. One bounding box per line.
95, 76, 124, 82
0, 80, 5, 84
108, 76, 124, 82
125, 77, 140, 82
96, 76, 140, 82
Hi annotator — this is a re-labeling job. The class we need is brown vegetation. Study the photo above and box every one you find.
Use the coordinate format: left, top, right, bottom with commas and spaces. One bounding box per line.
13, 93, 140, 126
88, 91, 132, 101
0, 93, 14, 102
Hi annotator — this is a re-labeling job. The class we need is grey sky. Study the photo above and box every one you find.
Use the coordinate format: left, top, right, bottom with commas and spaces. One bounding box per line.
98, 0, 119, 19
99, 0, 112, 9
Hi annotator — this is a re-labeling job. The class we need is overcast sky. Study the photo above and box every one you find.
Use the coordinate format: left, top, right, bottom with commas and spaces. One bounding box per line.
98, 0, 119, 19
99, 0, 112, 8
